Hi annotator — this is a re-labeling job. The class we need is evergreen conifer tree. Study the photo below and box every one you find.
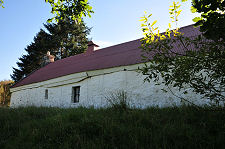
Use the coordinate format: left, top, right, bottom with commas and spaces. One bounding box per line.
11, 19, 90, 82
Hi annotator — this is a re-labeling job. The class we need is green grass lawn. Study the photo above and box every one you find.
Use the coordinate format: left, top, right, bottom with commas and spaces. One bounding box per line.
0, 106, 224, 149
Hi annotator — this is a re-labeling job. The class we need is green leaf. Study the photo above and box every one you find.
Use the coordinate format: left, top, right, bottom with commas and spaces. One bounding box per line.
192, 17, 201, 22
177, 10, 182, 16
151, 20, 157, 27
47, 18, 53, 23
190, 6, 197, 13
148, 14, 152, 18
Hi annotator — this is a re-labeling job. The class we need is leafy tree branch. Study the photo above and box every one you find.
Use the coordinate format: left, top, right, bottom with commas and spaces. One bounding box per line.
139, 0, 225, 106
45, 0, 94, 22
0, 0, 4, 8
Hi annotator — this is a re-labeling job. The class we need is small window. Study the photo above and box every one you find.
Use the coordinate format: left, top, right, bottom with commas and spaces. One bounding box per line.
45, 89, 48, 99
72, 86, 80, 103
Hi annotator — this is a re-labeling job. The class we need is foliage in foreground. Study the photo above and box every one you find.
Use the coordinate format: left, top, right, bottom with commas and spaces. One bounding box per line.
140, 0, 225, 105
192, 0, 225, 42
0, 106, 224, 149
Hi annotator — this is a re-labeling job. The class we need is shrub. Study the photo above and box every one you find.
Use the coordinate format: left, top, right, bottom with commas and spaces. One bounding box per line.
105, 90, 130, 112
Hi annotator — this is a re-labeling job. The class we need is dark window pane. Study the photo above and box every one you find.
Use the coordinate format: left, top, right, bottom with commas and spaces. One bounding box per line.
72, 86, 80, 103
45, 89, 48, 99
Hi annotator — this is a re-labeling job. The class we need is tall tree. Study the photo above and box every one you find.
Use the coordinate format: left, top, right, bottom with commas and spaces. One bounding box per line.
45, 18, 90, 59
11, 19, 90, 82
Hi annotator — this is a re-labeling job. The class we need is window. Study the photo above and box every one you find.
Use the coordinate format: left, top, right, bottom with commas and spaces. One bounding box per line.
72, 86, 80, 103
45, 89, 48, 99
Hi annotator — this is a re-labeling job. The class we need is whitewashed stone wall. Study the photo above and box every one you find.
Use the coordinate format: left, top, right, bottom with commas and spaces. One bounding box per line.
10, 64, 210, 108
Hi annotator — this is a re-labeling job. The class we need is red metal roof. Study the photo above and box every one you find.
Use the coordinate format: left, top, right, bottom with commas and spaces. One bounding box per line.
12, 25, 200, 88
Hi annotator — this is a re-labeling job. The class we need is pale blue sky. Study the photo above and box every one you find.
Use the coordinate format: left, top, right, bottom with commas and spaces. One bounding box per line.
0, 0, 197, 80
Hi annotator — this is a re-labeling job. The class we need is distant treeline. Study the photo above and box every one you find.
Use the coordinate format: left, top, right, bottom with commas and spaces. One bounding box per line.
0, 80, 14, 107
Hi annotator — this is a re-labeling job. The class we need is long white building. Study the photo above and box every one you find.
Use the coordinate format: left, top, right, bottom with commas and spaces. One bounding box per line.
10, 25, 209, 108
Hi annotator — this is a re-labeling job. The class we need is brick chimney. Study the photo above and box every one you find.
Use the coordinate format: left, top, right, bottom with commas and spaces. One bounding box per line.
42, 51, 55, 67
86, 41, 99, 54
46, 51, 55, 63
